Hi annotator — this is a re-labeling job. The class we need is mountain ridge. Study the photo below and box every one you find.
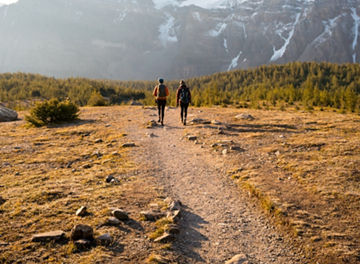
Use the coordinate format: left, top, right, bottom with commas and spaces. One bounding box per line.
0, 0, 359, 80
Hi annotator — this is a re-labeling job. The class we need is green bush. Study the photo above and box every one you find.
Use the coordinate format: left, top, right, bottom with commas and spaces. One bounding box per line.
25, 99, 79, 127
87, 91, 107, 106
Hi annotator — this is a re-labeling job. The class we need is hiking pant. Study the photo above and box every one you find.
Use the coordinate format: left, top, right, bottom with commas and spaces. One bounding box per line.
180, 102, 189, 121
157, 99, 166, 122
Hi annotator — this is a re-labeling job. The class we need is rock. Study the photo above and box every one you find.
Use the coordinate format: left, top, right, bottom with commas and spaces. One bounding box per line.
187, 135, 197, 141
112, 209, 129, 221
164, 224, 180, 235
167, 209, 181, 222
154, 233, 174, 243
104, 217, 121, 226
105, 175, 115, 183
0, 106, 18, 122
76, 206, 88, 217
94, 138, 103, 143
130, 100, 143, 106
147, 132, 157, 138
211, 120, 221, 125
82, 164, 92, 169
111, 151, 120, 156
190, 118, 211, 125
74, 239, 92, 250
146, 120, 158, 128
235, 113, 255, 121
169, 200, 182, 211
70, 224, 94, 241
140, 211, 165, 221
230, 146, 245, 152
225, 254, 248, 264
222, 149, 228, 155
31, 230, 65, 242
122, 142, 136, 148
97, 233, 112, 246
0, 196, 6, 205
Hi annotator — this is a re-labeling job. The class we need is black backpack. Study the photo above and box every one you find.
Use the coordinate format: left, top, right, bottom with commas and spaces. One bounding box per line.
179, 87, 190, 104
157, 84, 167, 98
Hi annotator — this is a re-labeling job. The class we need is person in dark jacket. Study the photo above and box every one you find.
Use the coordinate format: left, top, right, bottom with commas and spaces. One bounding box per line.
176, 80, 191, 125
153, 78, 169, 126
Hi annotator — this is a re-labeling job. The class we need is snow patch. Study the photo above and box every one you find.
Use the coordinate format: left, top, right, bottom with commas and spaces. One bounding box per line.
224, 39, 229, 53
228, 51, 242, 71
159, 14, 178, 47
351, 8, 360, 62
153, 0, 249, 10
192, 11, 201, 21
0, 0, 18, 7
270, 13, 300, 62
311, 14, 342, 48
209, 22, 227, 37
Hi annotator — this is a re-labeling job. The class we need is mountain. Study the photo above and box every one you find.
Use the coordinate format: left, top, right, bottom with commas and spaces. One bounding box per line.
0, 0, 359, 80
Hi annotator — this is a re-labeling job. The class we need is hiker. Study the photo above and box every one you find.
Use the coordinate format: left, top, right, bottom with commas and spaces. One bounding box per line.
176, 80, 191, 125
153, 78, 169, 126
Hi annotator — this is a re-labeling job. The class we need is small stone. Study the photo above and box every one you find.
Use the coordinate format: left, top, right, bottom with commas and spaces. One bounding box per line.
70, 224, 94, 241
211, 120, 221, 125
32, 230, 65, 242
169, 200, 182, 211
0, 241, 9, 247
76, 206, 87, 217
105, 217, 121, 226
230, 146, 245, 152
222, 149, 228, 155
95, 139, 103, 143
140, 211, 165, 221
14, 172, 20, 176
187, 135, 197, 141
97, 233, 112, 246
0, 196, 6, 205
74, 239, 92, 250
154, 233, 174, 243
111, 151, 120, 156
122, 142, 136, 148
105, 175, 115, 183
165, 224, 180, 235
112, 209, 129, 221
82, 164, 92, 169
167, 209, 181, 222
235, 113, 255, 120
225, 254, 248, 264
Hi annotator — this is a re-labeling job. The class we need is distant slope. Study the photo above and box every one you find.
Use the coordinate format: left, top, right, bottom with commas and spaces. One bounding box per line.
0, 0, 359, 80
1, 62, 360, 112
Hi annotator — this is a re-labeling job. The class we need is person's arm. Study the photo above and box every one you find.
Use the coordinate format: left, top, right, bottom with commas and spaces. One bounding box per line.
165, 86, 170, 96
189, 89, 192, 104
176, 87, 180, 106
153, 86, 157, 97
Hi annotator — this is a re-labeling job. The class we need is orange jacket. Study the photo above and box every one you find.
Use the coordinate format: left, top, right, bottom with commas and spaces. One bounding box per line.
153, 84, 169, 100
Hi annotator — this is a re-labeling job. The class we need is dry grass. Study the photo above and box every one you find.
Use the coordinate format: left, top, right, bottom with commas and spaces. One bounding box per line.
188, 107, 360, 264
0, 107, 166, 263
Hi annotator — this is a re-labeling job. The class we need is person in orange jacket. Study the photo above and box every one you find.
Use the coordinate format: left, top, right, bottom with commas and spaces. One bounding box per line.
176, 80, 191, 125
153, 78, 169, 126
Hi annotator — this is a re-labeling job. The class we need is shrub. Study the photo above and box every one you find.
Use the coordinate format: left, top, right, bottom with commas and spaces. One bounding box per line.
87, 91, 107, 106
25, 99, 79, 127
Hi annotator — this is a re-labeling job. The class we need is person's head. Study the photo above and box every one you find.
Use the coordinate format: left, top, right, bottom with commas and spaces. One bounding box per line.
158, 78, 164, 84
180, 80, 186, 86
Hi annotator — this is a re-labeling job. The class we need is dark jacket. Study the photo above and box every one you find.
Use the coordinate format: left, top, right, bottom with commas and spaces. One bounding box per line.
176, 85, 191, 105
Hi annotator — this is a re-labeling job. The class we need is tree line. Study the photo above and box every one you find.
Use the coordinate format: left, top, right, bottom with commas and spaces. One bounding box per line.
1, 62, 360, 112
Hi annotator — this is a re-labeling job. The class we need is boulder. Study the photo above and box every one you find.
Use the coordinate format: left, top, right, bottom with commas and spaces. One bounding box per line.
70, 224, 94, 241
225, 254, 248, 264
31, 230, 65, 242
0, 106, 18, 122
112, 209, 129, 221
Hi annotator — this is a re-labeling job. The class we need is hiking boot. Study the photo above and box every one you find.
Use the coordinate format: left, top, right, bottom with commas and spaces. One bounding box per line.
158, 118, 161, 123
161, 121, 164, 126
183, 118, 186, 126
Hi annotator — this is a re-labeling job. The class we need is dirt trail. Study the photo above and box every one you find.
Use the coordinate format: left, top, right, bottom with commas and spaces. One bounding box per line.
124, 107, 305, 264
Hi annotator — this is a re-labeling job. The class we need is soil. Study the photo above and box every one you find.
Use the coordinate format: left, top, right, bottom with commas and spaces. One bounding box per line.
122, 106, 307, 263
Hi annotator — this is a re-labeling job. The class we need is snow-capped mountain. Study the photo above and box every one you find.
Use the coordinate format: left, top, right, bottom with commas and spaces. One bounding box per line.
0, 0, 359, 80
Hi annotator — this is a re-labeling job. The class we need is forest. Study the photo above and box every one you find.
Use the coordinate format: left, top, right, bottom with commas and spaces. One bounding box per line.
1, 62, 360, 112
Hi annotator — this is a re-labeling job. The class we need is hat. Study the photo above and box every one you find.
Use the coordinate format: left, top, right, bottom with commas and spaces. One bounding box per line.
180, 80, 185, 85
